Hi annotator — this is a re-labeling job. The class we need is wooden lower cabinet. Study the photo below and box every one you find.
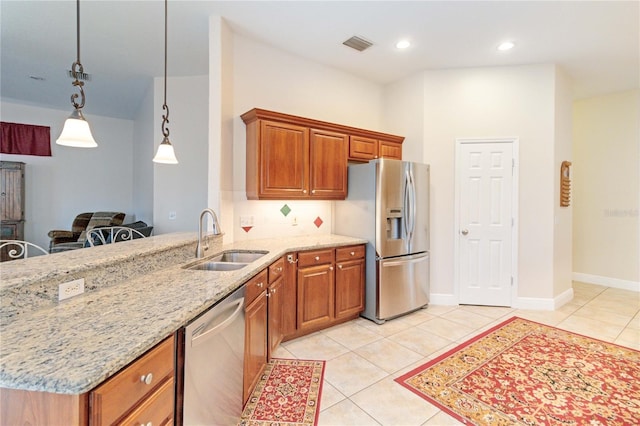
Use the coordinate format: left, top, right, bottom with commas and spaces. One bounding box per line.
90, 335, 175, 425
267, 258, 285, 357
284, 245, 365, 341
243, 271, 268, 405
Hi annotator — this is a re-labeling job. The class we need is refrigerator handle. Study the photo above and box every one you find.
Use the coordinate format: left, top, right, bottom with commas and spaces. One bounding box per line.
409, 166, 417, 238
403, 169, 411, 244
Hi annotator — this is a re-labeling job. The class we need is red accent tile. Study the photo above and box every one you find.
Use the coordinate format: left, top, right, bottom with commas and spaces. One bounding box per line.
242, 226, 253, 233
313, 217, 323, 228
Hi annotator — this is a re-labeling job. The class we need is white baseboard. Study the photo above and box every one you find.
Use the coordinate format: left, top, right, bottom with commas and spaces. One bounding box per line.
429, 293, 458, 306
512, 287, 574, 311
573, 272, 640, 292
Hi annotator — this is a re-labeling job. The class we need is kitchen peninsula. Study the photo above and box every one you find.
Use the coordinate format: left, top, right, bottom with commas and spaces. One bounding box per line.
0, 232, 366, 423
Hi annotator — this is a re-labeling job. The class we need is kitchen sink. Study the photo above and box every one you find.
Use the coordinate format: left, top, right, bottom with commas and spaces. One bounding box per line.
209, 250, 268, 263
183, 250, 269, 272
187, 261, 249, 271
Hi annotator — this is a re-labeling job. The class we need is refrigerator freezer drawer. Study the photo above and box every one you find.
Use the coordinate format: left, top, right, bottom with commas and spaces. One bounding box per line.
376, 252, 429, 321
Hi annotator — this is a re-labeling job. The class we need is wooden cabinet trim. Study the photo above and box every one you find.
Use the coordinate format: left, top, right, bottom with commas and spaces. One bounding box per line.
242, 108, 404, 144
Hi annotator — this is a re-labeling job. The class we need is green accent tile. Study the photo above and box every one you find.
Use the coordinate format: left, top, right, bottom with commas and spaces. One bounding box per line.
280, 204, 291, 217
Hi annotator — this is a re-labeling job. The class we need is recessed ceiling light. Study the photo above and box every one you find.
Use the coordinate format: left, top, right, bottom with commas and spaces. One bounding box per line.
396, 39, 411, 49
497, 41, 515, 51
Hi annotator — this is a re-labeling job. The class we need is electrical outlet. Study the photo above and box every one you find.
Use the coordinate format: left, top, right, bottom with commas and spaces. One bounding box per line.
292, 216, 298, 226
169, 211, 177, 220
58, 278, 85, 301
239, 215, 254, 227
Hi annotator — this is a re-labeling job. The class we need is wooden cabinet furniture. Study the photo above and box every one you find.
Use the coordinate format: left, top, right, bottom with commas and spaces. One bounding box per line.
267, 257, 285, 357
1, 335, 176, 425
243, 269, 268, 404
90, 335, 175, 425
349, 136, 402, 162
242, 108, 403, 200
1, 161, 25, 261
297, 249, 335, 333
283, 244, 366, 341
335, 245, 366, 320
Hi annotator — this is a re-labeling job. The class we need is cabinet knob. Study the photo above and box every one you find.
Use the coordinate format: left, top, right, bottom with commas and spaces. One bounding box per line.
140, 373, 153, 385
277, 266, 283, 272
315, 256, 320, 261
311, 190, 316, 194
257, 282, 264, 288
145, 423, 152, 426
338, 264, 343, 269
329, 266, 334, 271
350, 251, 355, 256
303, 189, 307, 194
271, 288, 277, 294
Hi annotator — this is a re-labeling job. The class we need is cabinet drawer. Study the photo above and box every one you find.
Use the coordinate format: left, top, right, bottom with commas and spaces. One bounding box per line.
245, 269, 268, 305
336, 245, 365, 262
118, 377, 174, 426
298, 249, 334, 267
268, 257, 285, 284
349, 136, 378, 160
90, 335, 175, 425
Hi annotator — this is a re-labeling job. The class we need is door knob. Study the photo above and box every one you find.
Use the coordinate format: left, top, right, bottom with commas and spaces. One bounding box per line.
461, 229, 469, 235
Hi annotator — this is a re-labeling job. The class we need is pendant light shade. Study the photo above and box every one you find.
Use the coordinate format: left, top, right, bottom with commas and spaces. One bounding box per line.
153, 0, 178, 164
153, 136, 178, 164
56, 109, 97, 148
57, 0, 98, 148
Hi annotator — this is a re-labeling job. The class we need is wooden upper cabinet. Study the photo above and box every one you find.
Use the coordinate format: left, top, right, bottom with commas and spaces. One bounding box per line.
309, 129, 348, 199
349, 136, 402, 161
242, 108, 404, 200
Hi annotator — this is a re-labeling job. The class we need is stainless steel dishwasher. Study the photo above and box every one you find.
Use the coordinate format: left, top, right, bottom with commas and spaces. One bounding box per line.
183, 285, 245, 425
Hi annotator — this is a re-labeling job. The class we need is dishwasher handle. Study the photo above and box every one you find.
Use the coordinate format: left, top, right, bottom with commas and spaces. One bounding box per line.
190, 297, 244, 348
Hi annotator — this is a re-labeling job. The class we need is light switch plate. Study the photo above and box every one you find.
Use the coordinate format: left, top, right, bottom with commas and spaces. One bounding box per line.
240, 215, 254, 227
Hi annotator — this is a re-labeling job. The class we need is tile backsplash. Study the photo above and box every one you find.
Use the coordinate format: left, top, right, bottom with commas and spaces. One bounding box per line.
231, 195, 332, 241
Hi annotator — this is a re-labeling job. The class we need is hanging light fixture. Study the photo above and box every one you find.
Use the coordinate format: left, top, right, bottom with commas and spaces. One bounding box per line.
56, 0, 97, 148
153, 0, 178, 164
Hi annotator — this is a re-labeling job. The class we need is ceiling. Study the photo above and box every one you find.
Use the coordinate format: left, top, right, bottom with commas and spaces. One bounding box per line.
1, 1, 638, 120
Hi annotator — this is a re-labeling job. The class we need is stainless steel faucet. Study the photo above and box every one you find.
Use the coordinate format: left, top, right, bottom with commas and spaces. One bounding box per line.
196, 208, 222, 258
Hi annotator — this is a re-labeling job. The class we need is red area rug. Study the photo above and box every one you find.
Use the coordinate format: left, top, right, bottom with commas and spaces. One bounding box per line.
240, 358, 325, 426
396, 317, 640, 425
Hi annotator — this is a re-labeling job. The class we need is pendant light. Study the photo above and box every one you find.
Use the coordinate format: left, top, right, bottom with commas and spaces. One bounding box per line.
56, 0, 97, 148
153, 0, 178, 164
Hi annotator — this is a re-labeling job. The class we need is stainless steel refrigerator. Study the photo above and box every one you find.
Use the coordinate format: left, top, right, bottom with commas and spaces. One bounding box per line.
334, 158, 430, 323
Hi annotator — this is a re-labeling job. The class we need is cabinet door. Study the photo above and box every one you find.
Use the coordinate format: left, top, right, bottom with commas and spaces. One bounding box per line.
282, 254, 298, 338
349, 135, 378, 161
0, 163, 24, 222
244, 292, 267, 404
309, 129, 348, 199
267, 277, 284, 358
259, 120, 309, 198
297, 264, 334, 331
335, 258, 365, 320
379, 140, 402, 160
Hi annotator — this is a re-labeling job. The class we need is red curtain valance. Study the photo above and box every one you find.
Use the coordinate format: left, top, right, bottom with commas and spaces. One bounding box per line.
0, 121, 52, 156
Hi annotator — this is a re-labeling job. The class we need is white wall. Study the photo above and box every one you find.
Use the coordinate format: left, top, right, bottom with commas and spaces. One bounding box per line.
552, 67, 574, 301
224, 32, 386, 242
385, 64, 566, 306
0, 100, 134, 250
152, 75, 209, 234
573, 90, 640, 289
132, 81, 155, 226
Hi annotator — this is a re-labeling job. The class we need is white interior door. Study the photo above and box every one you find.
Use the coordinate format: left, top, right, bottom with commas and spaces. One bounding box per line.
456, 139, 516, 306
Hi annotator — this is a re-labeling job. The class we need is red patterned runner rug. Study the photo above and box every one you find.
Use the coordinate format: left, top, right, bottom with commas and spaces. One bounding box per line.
395, 316, 640, 425
240, 358, 325, 426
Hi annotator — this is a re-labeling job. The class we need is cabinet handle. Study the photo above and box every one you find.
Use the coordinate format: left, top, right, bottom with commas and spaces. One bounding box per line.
140, 373, 153, 385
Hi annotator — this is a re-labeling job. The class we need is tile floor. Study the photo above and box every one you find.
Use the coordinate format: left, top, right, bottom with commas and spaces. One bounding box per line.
272, 282, 640, 425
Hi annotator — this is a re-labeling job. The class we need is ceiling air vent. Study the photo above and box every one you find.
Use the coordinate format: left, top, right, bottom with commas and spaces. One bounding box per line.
342, 35, 373, 52
68, 69, 91, 81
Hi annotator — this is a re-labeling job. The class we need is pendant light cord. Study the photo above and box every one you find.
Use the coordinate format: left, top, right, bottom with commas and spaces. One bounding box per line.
70, 0, 85, 110
161, 0, 170, 138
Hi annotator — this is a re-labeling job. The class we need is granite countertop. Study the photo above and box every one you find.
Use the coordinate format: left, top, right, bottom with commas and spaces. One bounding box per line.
0, 234, 366, 395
